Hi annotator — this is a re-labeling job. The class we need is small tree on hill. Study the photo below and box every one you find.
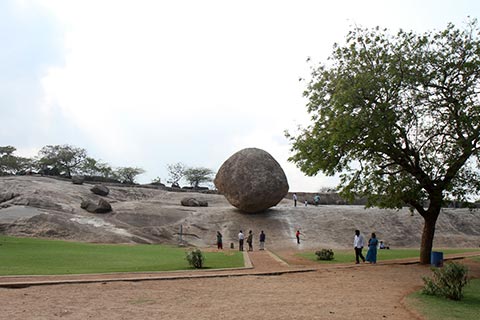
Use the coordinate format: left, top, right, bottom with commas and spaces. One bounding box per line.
37, 144, 87, 178
0, 146, 32, 175
184, 167, 214, 189
115, 166, 145, 184
166, 162, 186, 187
80, 157, 115, 178
287, 20, 480, 264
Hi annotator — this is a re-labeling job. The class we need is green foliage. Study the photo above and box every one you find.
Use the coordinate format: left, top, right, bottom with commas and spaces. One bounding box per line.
0, 236, 242, 275
185, 248, 205, 268
114, 166, 145, 184
184, 167, 214, 188
422, 262, 469, 301
37, 144, 87, 177
287, 19, 480, 263
80, 157, 115, 178
408, 279, 480, 320
0, 145, 32, 175
315, 248, 334, 260
289, 19, 480, 209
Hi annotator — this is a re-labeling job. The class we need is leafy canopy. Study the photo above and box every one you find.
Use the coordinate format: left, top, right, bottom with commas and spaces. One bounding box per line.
0, 146, 32, 175
289, 20, 480, 210
115, 167, 145, 184
184, 167, 214, 188
37, 144, 87, 178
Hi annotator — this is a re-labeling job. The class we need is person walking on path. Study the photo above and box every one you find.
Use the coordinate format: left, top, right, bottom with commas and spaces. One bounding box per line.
353, 229, 366, 264
259, 230, 266, 250
293, 193, 298, 207
366, 232, 378, 264
216, 231, 223, 250
238, 230, 244, 251
296, 230, 302, 244
247, 230, 253, 251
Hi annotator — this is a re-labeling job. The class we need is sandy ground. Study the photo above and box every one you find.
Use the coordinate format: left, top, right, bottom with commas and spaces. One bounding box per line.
1, 251, 479, 320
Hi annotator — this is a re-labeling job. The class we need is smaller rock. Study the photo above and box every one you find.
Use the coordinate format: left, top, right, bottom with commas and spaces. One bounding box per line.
90, 185, 109, 196
0, 192, 18, 203
72, 176, 85, 185
81, 198, 112, 213
180, 197, 208, 207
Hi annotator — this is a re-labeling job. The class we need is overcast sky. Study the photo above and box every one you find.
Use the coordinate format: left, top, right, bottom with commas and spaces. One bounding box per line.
1, 0, 479, 191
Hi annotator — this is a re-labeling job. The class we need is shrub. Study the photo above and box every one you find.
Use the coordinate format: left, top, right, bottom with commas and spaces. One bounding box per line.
315, 249, 334, 261
186, 249, 205, 268
422, 262, 469, 300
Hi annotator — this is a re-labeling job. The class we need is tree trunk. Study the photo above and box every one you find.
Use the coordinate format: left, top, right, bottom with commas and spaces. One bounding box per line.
419, 209, 440, 264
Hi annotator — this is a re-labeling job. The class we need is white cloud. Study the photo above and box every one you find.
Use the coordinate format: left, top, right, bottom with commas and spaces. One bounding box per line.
3, 0, 478, 190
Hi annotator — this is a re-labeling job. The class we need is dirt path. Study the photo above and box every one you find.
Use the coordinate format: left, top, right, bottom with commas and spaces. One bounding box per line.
1, 253, 479, 320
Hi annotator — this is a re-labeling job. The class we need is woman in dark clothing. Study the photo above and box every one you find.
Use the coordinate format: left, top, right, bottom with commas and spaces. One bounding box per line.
247, 230, 253, 251
216, 231, 223, 250
259, 230, 266, 250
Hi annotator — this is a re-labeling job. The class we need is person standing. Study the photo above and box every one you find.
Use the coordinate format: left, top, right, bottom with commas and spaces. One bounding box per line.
238, 230, 244, 251
216, 231, 223, 250
259, 230, 266, 250
247, 230, 253, 251
293, 193, 298, 207
353, 229, 366, 264
366, 232, 378, 264
296, 230, 301, 244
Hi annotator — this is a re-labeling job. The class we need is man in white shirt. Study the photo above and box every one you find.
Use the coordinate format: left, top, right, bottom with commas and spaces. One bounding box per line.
353, 229, 366, 264
238, 230, 245, 251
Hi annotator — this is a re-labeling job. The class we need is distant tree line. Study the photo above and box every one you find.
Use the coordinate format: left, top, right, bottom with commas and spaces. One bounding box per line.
166, 162, 214, 189
0, 144, 145, 184
1, 145, 215, 188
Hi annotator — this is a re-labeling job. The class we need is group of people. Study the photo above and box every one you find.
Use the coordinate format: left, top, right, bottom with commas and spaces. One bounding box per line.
218, 228, 385, 265
353, 229, 382, 264
293, 193, 321, 207
238, 230, 267, 251
216, 230, 266, 251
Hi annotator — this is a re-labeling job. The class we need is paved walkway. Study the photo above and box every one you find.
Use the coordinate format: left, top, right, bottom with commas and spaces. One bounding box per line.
0, 250, 314, 288
1, 250, 478, 288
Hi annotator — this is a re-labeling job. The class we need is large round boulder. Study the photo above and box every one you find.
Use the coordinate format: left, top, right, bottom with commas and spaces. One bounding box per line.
214, 148, 289, 213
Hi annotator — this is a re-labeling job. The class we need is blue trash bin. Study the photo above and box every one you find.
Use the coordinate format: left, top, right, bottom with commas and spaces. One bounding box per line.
431, 251, 444, 267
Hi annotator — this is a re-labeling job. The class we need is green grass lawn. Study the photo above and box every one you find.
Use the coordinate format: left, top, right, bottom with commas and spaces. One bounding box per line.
0, 236, 244, 275
406, 279, 480, 320
298, 248, 480, 264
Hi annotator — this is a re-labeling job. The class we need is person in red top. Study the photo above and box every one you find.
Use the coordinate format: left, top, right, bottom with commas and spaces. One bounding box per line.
296, 230, 301, 244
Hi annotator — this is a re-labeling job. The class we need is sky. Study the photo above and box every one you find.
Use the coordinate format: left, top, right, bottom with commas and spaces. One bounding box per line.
1, 0, 479, 191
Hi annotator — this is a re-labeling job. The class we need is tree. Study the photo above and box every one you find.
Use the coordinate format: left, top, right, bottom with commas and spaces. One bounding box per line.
287, 20, 480, 264
37, 145, 87, 178
114, 167, 145, 184
184, 167, 214, 189
80, 157, 115, 178
166, 162, 186, 187
0, 146, 32, 175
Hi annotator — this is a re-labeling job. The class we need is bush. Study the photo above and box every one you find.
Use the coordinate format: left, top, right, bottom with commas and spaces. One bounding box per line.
315, 249, 334, 261
186, 249, 205, 268
422, 262, 469, 300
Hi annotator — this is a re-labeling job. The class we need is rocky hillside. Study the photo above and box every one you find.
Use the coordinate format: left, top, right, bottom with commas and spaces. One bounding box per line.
1, 176, 479, 249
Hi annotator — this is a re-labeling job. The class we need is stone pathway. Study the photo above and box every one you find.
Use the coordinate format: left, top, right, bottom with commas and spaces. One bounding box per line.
0, 249, 314, 288
1, 250, 479, 289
